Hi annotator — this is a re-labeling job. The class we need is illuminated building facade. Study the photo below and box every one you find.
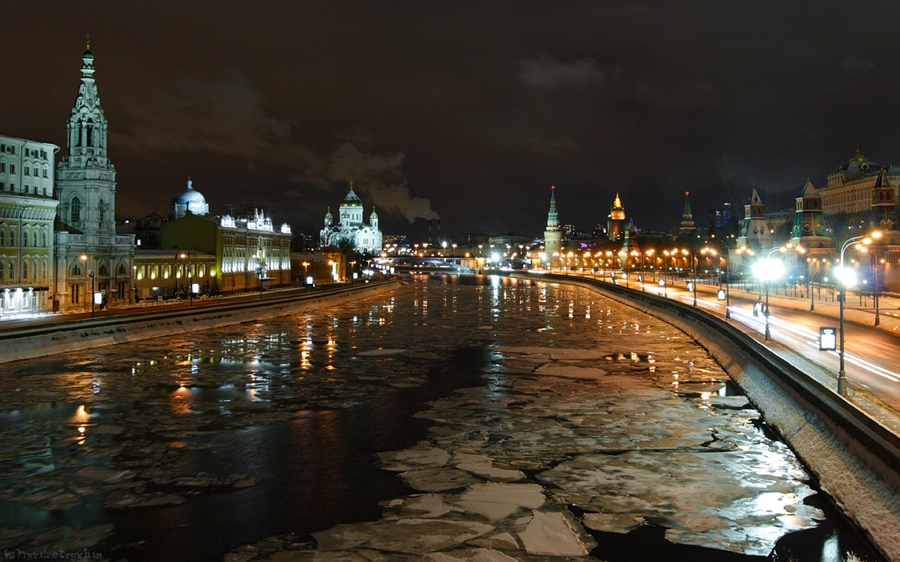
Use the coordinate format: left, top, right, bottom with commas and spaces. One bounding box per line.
542, 185, 562, 267
0, 135, 59, 314
157, 205, 291, 298
607, 193, 626, 241
320, 183, 382, 253
679, 191, 696, 234
54, 42, 135, 313
819, 149, 900, 217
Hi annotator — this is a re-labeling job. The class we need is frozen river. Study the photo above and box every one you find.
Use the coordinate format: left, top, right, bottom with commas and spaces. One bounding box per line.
0, 275, 884, 561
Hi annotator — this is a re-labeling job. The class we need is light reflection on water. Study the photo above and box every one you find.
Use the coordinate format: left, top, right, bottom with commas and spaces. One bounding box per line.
0, 275, 885, 562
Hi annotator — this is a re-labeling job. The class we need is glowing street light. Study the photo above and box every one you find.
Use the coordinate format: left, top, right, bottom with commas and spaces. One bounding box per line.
753, 251, 785, 341
835, 231, 882, 396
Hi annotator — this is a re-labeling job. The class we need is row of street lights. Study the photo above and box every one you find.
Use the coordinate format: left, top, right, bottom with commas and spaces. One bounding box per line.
594, 233, 882, 399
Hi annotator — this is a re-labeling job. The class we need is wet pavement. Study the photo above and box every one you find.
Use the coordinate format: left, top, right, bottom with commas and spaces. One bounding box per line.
0, 275, 884, 561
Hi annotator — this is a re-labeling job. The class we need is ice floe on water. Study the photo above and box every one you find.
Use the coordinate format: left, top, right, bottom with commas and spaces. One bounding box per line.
0, 278, 859, 559
232, 318, 827, 558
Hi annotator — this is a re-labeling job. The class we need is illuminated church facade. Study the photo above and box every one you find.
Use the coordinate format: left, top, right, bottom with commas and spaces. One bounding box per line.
320, 183, 382, 253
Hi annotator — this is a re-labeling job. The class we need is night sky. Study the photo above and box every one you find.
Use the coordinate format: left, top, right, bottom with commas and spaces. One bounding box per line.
2, 1, 898, 240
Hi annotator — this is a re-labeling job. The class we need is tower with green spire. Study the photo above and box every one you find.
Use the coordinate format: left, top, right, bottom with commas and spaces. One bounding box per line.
543, 185, 562, 268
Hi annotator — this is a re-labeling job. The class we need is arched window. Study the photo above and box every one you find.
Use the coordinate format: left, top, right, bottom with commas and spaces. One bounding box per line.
71, 197, 81, 223
0, 230, 5, 246
72, 264, 81, 276
9, 262, 14, 280
117, 263, 126, 275
42, 231, 47, 247
22, 232, 29, 248
23, 261, 28, 280
0, 261, 4, 280
99, 264, 108, 276
9, 231, 15, 247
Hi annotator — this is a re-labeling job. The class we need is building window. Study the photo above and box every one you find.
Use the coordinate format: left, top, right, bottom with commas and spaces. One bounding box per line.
71, 197, 81, 223
42, 231, 47, 247
0, 162, 5, 172
0, 230, 4, 246
43, 169, 48, 178
24, 167, 30, 176
34, 167, 39, 176
9, 164, 14, 174
23, 261, 28, 280
72, 264, 82, 276
22, 232, 28, 247
0, 260, 3, 280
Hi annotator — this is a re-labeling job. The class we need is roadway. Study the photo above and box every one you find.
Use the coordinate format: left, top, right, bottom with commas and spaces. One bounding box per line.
564, 270, 900, 413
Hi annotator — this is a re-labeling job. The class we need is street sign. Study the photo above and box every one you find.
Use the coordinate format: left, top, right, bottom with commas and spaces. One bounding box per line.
819, 327, 837, 351
717, 289, 726, 300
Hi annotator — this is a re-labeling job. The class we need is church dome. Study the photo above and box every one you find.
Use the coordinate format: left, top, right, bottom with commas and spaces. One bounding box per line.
172, 178, 209, 218
173, 179, 207, 206
342, 184, 363, 207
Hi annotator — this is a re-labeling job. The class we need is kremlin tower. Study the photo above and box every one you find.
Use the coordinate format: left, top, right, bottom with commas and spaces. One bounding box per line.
543, 186, 562, 268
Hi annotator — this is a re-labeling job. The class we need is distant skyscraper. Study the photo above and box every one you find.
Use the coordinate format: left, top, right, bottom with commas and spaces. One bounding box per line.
543, 185, 561, 267
54, 39, 135, 312
716, 202, 733, 228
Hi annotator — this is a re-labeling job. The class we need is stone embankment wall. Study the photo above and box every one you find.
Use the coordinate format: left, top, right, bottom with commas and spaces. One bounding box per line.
0, 280, 399, 364
515, 272, 900, 562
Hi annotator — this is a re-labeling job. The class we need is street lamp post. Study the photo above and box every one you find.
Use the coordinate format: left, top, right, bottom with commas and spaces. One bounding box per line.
835, 231, 882, 396
80, 254, 95, 318
180, 252, 193, 306
690, 250, 697, 306
754, 249, 786, 341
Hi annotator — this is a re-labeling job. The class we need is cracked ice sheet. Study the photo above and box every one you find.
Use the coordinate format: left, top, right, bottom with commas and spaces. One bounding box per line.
413, 345, 823, 556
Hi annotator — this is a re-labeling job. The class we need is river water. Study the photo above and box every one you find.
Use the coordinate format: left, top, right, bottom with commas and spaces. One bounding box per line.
0, 275, 884, 561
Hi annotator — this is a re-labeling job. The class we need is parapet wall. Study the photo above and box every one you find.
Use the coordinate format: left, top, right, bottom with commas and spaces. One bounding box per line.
515, 272, 900, 561
0, 280, 399, 364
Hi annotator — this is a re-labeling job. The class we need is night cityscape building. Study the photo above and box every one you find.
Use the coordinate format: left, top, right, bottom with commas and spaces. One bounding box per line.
542, 185, 561, 267
820, 149, 900, 217
320, 183, 383, 253
607, 193, 626, 241
53, 42, 135, 313
0, 135, 59, 314
679, 191, 696, 234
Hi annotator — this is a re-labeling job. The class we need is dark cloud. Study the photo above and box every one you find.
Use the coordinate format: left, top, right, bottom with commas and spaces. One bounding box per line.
1, 0, 898, 238
518, 55, 607, 88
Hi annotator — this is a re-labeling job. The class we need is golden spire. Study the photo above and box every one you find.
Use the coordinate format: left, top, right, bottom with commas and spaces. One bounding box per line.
86, 33, 90, 50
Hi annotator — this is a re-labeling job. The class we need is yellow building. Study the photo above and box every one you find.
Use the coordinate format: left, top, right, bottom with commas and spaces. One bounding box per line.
820, 149, 900, 217
0, 135, 59, 314
159, 210, 291, 296
132, 249, 217, 301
